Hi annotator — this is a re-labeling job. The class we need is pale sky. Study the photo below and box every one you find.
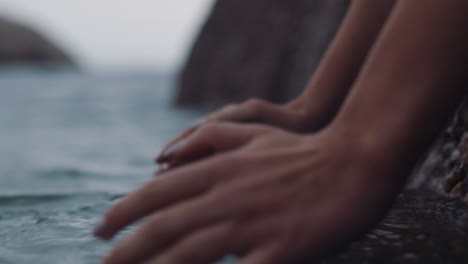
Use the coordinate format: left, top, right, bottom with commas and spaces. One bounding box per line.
0, 0, 214, 71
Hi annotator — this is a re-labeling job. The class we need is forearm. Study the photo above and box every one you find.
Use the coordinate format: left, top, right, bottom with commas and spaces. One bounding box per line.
331, 0, 468, 178
295, 0, 397, 127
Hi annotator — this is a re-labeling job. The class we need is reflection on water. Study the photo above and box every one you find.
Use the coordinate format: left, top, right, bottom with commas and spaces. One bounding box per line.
0, 69, 467, 263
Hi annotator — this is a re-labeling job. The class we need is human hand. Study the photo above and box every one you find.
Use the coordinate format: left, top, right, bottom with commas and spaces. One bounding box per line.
156, 98, 326, 166
95, 124, 402, 264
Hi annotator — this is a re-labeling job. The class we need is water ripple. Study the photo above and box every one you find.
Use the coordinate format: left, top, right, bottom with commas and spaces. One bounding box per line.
0, 192, 121, 208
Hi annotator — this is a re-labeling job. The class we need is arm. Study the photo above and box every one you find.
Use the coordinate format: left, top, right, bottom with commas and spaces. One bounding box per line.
329, 0, 468, 185
291, 0, 398, 129
157, 0, 397, 163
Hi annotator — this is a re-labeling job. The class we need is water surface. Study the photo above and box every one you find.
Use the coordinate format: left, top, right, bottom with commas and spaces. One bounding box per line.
0, 69, 199, 263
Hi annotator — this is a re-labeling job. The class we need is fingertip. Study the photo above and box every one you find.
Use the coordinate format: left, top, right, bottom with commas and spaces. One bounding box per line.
188, 118, 207, 129
156, 118, 206, 164
161, 138, 189, 161
155, 145, 180, 165
101, 253, 117, 264
154, 163, 172, 177
155, 155, 166, 164
93, 219, 114, 241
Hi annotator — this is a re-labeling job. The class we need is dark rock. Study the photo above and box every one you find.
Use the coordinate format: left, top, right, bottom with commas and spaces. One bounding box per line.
0, 17, 75, 67
412, 99, 468, 203
321, 190, 468, 264
176, 0, 349, 108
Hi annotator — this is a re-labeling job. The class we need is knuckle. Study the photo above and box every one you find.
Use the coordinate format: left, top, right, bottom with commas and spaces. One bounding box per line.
249, 123, 275, 134
220, 103, 239, 113
291, 111, 308, 129
197, 122, 221, 137
138, 214, 166, 239
244, 98, 265, 110
206, 104, 238, 121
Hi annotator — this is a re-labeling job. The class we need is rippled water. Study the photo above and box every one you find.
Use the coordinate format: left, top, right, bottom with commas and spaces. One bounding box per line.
0, 68, 200, 263
1, 68, 468, 264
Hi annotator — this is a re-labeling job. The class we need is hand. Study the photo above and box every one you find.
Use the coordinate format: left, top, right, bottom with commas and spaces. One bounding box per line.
95, 124, 402, 264
156, 98, 326, 165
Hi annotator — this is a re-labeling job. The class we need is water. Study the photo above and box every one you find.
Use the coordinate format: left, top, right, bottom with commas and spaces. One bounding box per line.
0, 68, 201, 263
1, 68, 468, 263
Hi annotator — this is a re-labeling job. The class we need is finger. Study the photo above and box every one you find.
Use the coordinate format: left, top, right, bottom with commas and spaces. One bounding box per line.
145, 223, 239, 264
156, 100, 295, 164
162, 123, 270, 165
153, 160, 180, 177
156, 101, 264, 164
209, 100, 304, 133
156, 103, 242, 164
94, 158, 228, 240
154, 163, 170, 175
102, 193, 230, 264
239, 245, 283, 264
210, 99, 288, 126
156, 118, 205, 164
208, 102, 254, 123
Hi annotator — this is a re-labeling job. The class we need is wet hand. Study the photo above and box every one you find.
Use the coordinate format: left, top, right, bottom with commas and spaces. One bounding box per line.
95, 125, 401, 264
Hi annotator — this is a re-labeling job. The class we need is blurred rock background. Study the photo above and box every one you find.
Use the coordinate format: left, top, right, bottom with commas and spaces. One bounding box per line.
177, 0, 349, 107
0, 17, 74, 67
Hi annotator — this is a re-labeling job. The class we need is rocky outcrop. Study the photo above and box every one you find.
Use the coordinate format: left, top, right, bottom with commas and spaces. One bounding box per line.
0, 17, 74, 66
411, 100, 468, 202
323, 190, 468, 263
176, 0, 349, 107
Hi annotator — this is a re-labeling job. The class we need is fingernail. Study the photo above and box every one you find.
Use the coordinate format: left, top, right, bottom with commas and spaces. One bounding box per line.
168, 159, 181, 168
188, 118, 207, 129
161, 138, 188, 160
93, 219, 113, 240
154, 163, 170, 176
155, 154, 167, 164
156, 119, 205, 164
